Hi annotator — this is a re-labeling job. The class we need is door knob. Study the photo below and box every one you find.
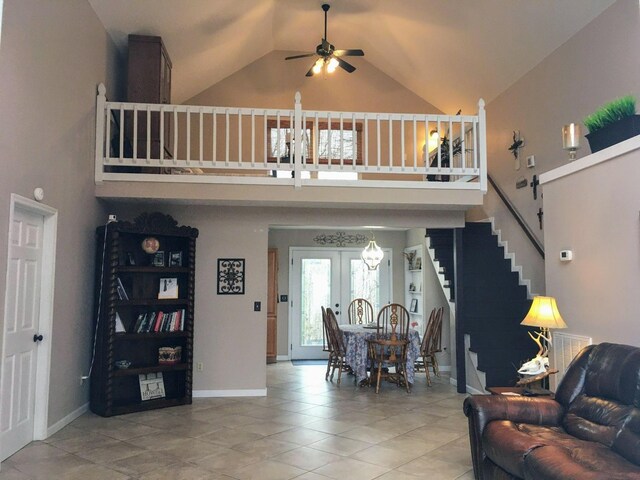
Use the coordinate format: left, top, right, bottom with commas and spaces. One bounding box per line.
33, 334, 43, 343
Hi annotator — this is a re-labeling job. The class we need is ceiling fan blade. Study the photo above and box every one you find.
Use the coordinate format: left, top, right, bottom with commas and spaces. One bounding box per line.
334, 49, 365, 57
335, 57, 356, 73
285, 53, 317, 61
305, 63, 318, 77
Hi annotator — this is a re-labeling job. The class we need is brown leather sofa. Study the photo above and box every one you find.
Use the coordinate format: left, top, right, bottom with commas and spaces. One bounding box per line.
463, 343, 640, 479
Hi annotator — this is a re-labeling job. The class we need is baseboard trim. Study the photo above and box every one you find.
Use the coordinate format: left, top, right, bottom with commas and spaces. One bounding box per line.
276, 355, 290, 361
193, 389, 267, 398
449, 377, 485, 395
45, 402, 89, 439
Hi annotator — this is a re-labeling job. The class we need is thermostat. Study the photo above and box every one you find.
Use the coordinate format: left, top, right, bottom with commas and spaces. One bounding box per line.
560, 250, 573, 262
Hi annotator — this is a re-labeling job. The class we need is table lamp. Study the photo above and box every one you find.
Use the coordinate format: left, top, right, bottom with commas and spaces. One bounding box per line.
520, 296, 567, 365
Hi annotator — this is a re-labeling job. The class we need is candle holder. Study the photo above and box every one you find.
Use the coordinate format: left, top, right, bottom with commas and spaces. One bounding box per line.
562, 123, 581, 161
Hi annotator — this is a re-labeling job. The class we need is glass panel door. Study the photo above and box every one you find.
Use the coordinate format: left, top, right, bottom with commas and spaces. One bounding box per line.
290, 248, 392, 360
290, 250, 340, 359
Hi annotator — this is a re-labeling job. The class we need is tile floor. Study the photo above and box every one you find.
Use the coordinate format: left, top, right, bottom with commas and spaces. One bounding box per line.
0, 363, 474, 480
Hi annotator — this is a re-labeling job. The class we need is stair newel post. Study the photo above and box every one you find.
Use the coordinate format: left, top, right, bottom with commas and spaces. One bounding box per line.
95, 83, 107, 185
293, 91, 303, 189
454, 228, 466, 393
478, 98, 487, 193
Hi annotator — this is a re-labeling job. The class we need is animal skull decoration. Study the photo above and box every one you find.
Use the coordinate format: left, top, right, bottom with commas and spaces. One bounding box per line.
517, 330, 552, 376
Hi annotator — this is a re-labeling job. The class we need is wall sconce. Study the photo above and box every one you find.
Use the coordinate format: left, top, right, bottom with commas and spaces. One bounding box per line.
562, 123, 581, 161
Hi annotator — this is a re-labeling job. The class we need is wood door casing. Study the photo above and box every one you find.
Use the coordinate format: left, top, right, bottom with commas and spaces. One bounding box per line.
267, 249, 278, 363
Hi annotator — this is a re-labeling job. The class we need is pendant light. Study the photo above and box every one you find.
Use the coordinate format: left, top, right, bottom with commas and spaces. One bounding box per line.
362, 235, 384, 270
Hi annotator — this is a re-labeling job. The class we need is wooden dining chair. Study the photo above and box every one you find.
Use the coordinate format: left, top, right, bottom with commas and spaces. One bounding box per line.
417, 306, 444, 386
347, 298, 374, 325
321, 306, 333, 380
367, 303, 411, 393
325, 307, 350, 385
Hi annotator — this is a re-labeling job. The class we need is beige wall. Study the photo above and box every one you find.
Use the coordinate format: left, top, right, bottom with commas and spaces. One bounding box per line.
107, 203, 464, 391
0, 0, 121, 426
470, 0, 640, 294
542, 144, 640, 347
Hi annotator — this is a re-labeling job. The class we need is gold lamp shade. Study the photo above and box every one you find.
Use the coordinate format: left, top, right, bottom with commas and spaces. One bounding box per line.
521, 296, 567, 329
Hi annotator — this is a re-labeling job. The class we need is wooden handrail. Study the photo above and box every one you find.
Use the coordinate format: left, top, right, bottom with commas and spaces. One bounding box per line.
487, 174, 545, 259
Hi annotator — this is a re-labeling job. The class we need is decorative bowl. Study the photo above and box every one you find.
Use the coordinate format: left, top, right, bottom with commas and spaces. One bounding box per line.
115, 360, 132, 369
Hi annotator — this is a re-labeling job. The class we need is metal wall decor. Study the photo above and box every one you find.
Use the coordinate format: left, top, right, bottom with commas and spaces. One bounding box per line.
313, 231, 367, 247
217, 258, 245, 295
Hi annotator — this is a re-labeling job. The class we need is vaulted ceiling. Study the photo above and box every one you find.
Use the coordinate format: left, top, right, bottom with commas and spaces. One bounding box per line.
88, 0, 615, 114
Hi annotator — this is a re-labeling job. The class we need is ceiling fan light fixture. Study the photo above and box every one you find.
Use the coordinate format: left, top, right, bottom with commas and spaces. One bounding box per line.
327, 57, 339, 73
312, 58, 324, 75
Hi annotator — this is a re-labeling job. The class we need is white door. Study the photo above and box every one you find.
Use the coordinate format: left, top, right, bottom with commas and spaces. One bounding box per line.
290, 248, 392, 359
1, 208, 45, 460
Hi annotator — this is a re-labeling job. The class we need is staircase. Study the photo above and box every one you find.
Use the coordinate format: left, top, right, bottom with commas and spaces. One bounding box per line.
426, 221, 536, 388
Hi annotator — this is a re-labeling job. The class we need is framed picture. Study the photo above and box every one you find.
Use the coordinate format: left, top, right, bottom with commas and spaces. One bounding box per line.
153, 251, 165, 267
414, 257, 422, 270
410, 298, 418, 313
409, 282, 416, 292
158, 277, 179, 299
168, 251, 183, 267
138, 372, 165, 401
217, 258, 245, 295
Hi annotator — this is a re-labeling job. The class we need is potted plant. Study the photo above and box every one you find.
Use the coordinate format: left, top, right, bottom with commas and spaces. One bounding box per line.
583, 95, 640, 153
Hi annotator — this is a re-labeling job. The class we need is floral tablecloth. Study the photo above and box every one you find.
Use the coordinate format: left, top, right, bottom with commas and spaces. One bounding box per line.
339, 324, 421, 384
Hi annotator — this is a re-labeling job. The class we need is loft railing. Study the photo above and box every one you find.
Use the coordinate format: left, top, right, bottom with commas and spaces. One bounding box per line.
94, 83, 487, 191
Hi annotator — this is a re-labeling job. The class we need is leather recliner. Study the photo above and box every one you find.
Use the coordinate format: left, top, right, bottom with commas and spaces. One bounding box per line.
463, 343, 640, 479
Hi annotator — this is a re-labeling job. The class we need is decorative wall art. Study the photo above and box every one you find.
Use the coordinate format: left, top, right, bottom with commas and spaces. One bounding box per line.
508, 130, 525, 170
313, 232, 367, 247
217, 258, 245, 295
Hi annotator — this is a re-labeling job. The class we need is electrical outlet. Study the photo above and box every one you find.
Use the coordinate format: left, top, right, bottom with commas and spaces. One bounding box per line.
254, 301, 261, 312
197, 362, 204, 371
280, 294, 288, 302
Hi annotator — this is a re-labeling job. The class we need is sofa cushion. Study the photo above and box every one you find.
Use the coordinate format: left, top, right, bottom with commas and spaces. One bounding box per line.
612, 408, 640, 466
523, 444, 640, 480
563, 394, 634, 446
482, 421, 554, 477
583, 344, 640, 406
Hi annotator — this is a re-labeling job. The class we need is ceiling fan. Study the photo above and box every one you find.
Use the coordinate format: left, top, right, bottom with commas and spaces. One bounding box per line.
285, 3, 364, 77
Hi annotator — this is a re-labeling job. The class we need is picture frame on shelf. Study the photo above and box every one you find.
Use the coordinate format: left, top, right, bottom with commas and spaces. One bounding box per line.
116, 277, 129, 300
153, 251, 165, 267
409, 282, 416, 292
168, 251, 183, 267
138, 373, 166, 401
126, 252, 136, 266
410, 298, 418, 313
414, 257, 422, 270
158, 277, 179, 299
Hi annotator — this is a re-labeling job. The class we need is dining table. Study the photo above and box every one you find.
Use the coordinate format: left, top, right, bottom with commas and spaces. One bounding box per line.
339, 323, 421, 385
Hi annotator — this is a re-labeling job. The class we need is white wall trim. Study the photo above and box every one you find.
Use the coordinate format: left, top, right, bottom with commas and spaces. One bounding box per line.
2, 194, 58, 443
540, 135, 640, 185
276, 355, 290, 361
46, 402, 88, 438
193, 389, 267, 397
449, 377, 485, 395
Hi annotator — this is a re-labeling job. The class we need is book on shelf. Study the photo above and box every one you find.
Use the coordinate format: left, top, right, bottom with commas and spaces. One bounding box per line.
132, 310, 185, 333
138, 372, 165, 401
116, 277, 129, 300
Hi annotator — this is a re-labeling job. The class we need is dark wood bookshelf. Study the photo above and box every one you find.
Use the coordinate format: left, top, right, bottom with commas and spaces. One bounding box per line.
90, 212, 198, 417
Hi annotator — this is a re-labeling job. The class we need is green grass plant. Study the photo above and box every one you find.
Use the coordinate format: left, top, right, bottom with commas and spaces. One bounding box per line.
584, 95, 636, 134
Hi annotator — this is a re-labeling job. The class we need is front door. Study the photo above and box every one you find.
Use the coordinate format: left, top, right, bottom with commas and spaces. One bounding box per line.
1, 207, 45, 461
289, 248, 391, 359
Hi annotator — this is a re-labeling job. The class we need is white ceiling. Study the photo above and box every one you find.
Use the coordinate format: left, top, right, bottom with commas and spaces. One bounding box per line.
88, 0, 615, 114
